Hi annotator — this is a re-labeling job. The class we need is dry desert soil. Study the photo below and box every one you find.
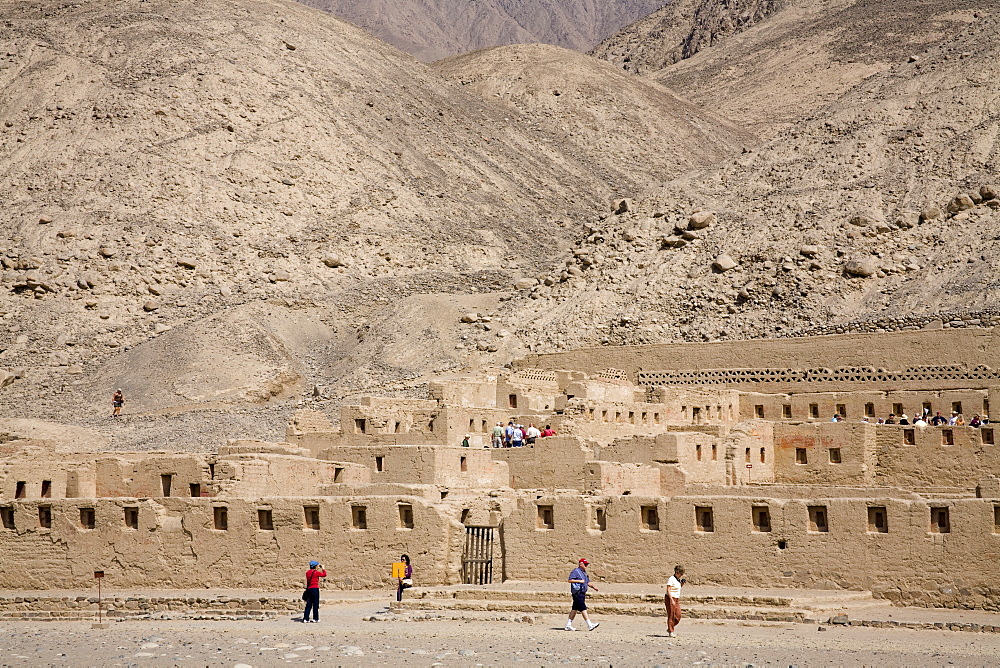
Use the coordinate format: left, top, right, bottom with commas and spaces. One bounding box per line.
1, 602, 1000, 667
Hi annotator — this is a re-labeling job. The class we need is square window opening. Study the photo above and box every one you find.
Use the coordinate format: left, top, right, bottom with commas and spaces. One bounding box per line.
695, 506, 714, 532
38, 505, 52, 529
304, 505, 321, 530
983, 428, 995, 445
903, 429, 916, 445
754, 404, 764, 419
354, 418, 366, 434
641, 505, 660, 531
759, 447, 766, 463
213, 506, 228, 531
795, 448, 808, 465
460, 456, 468, 472
930, 506, 950, 533
942, 429, 954, 446
696, 444, 702, 461
865, 402, 876, 418
376, 456, 384, 472
15, 481, 26, 499
189, 483, 202, 497
79, 507, 95, 530
333, 467, 344, 483
41, 480, 51, 498
593, 507, 607, 531
124, 507, 139, 530
892, 403, 904, 416
752, 506, 771, 532
867, 506, 888, 533
994, 505, 1000, 534
952, 401, 963, 415
352, 505, 367, 530
508, 394, 518, 409
160, 474, 173, 497
808, 505, 829, 532
257, 508, 274, 530
828, 448, 842, 464
1, 506, 15, 530
809, 403, 819, 419
536, 504, 554, 530
836, 404, 847, 419
782, 404, 792, 419
744, 447, 751, 463
711, 444, 718, 461
398, 504, 414, 529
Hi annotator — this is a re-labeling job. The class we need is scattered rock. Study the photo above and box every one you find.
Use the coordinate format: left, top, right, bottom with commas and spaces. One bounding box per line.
176, 258, 197, 269
844, 257, 876, 277
614, 198, 634, 214
98, 245, 116, 258
712, 254, 738, 272
0, 369, 14, 391
514, 278, 537, 290
688, 210, 716, 229
322, 254, 345, 268
946, 194, 975, 214
919, 206, 941, 222
460, 313, 478, 323
799, 245, 820, 257
981, 184, 999, 201
143, 299, 160, 312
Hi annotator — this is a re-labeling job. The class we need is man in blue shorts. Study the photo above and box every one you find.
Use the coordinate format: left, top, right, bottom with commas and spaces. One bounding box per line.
565, 558, 599, 631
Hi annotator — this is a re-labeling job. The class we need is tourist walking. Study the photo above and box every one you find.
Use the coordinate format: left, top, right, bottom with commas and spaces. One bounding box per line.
302, 560, 326, 622
396, 553, 413, 602
565, 558, 599, 631
665, 565, 686, 637
112, 388, 124, 417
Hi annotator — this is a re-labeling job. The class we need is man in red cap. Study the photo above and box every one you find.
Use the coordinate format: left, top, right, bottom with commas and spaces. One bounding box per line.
565, 558, 599, 631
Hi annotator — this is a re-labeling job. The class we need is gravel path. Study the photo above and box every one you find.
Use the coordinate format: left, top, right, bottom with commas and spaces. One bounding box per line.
1, 600, 999, 667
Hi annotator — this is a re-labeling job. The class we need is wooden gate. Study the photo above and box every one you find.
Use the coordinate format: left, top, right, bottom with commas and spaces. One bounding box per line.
461, 525, 496, 585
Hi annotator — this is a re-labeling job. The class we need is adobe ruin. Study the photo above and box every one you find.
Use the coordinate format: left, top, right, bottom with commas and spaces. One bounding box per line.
1, 327, 998, 610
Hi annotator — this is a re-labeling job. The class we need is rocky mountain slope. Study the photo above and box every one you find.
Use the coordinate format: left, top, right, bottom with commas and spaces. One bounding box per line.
297, 0, 666, 62
494, 9, 1000, 353
1, 0, 997, 452
592, 0, 785, 74
434, 44, 754, 187
0, 0, 741, 448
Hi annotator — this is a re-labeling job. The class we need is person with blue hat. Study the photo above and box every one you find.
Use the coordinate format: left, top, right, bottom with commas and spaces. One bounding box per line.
303, 559, 326, 622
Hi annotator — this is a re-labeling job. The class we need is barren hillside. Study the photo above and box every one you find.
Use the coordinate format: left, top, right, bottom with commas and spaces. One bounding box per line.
0, 0, 740, 449
597, 0, 985, 137
434, 44, 754, 186
592, 0, 786, 74
495, 10, 1000, 353
297, 0, 666, 62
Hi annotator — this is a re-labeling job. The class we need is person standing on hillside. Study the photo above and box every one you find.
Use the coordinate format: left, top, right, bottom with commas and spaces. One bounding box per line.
664, 565, 686, 637
302, 560, 326, 623
565, 558, 599, 631
112, 388, 124, 417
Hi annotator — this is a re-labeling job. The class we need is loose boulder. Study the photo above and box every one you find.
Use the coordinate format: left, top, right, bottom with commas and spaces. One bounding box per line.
844, 257, 877, 277
712, 254, 738, 272
688, 211, 716, 229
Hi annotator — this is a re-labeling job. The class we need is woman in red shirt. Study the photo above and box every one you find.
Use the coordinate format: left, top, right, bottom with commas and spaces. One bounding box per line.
303, 560, 326, 622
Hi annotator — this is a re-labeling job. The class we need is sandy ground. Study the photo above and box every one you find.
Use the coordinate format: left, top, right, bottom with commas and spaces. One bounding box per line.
1, 600, 999, 667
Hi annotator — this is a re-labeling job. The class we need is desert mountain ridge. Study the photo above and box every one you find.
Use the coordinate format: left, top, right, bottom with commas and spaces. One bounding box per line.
296, 0, 666, 62
1, 0, 997, 452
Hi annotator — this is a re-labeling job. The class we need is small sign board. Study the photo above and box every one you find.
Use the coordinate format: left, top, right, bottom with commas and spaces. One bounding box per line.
746, 464, 753, 469
94, 571, 105, 579
391, 562, 406, 578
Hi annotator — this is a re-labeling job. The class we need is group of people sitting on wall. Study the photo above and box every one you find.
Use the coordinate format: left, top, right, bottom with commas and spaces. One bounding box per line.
489, 421, 556, 447
830, 408, 991, 426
